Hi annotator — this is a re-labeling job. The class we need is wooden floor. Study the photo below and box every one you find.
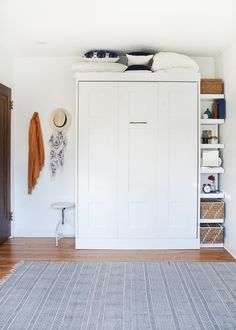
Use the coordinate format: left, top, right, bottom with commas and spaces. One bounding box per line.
0, 238, 235, 280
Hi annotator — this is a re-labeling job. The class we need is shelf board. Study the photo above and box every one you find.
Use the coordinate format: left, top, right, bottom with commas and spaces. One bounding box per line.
201, 119, 224, 125
200, 218, 224, 224
200, 191, 224, 199
201, 167, 224, 174
201, 94, 224, 100
200, 243, 224, 248
200, 144, 224, 149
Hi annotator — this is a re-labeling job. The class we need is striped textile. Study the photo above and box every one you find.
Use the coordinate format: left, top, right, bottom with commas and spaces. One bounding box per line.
0, 262, 236, 329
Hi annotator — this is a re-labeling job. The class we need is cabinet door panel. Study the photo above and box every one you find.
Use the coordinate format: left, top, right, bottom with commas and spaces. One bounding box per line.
118, 83, 158, 238
78, 82, 118, 238
157, 82, 198, 238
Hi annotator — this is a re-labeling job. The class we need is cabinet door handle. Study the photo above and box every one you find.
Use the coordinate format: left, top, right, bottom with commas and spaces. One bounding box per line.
129, 121, 147, 124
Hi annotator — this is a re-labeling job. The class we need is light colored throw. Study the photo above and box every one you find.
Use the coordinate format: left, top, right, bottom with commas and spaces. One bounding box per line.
71, 62, 127, 72
152, 52, 199, 72
0, 261, 236, 329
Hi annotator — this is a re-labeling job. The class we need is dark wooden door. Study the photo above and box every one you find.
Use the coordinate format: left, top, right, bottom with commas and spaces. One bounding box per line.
0, 84, 11, 244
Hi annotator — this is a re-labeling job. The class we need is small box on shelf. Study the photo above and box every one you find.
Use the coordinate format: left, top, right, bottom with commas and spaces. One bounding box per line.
200, 199, 224, 220
200, 79, 223, 94
200, 224, 224, 245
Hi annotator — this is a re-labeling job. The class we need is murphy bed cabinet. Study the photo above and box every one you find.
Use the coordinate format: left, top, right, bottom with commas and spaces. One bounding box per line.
75, 72, 200, 249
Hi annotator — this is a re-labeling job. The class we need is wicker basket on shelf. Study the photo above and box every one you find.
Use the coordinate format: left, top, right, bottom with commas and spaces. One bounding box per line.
200, 224, 224, 244
201, 79, 223, 94
200, 199, 224, 219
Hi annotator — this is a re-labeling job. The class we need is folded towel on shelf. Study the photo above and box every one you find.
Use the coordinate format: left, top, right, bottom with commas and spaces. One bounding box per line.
152, 52, 199, 72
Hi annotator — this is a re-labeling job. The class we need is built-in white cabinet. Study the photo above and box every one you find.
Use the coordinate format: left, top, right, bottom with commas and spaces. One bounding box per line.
76, 73, 200, 249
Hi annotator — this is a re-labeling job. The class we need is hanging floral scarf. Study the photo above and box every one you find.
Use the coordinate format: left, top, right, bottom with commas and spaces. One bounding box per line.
49, 131, 67, 176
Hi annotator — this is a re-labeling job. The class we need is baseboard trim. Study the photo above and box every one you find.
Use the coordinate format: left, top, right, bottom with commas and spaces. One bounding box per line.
75, 238, 200, 250
224, 245, 236, 259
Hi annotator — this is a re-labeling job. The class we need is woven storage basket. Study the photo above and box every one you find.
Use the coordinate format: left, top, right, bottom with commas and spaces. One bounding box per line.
200, 199, 224, 219
201, 79, 223, 94
200, 224, 224, 244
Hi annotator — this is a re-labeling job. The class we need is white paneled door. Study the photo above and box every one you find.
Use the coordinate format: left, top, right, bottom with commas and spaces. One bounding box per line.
78, 82, 118, 238
118, 83, 158, 238
157, 83, 198, 238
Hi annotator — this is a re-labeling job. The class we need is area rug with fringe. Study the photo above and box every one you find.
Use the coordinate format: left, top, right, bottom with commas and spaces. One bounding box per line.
0, 261, 236, 329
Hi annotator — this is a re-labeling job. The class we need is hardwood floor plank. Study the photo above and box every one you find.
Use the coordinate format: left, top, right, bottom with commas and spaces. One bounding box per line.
0, 238, 234, 280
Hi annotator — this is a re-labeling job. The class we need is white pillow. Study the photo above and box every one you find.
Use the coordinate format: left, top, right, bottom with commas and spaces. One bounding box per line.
152, 52, 199, 72
83, 57, 120, 63
71, 62, 127, 72
126, 54, 153, 66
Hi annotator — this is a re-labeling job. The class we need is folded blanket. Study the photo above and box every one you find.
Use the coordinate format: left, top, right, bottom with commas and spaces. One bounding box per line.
152, 52, 199, 72
153, 68, 199, 73
72, 62, 127, 72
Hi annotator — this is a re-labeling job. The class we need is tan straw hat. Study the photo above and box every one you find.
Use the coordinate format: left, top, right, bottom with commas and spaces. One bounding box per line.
50, 108, 71, 131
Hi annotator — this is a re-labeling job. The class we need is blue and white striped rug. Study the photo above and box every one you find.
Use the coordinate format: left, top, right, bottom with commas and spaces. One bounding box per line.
0, 261, 236, 329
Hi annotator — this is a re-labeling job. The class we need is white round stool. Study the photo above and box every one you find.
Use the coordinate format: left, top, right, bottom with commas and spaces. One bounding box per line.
51, 202, 75, 246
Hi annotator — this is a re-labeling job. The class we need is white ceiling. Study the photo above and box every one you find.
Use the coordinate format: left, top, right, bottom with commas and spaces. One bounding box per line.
1, 0, 236, 57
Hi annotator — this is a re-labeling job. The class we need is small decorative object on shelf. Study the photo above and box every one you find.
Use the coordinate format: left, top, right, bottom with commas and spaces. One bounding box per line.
201, 130, 212, 144
208, 175, 216, 192
202, 108, 212, 119
218, 99, 226, 119
203, 184, 211, 194
212, 101, 219, 119
211, 136, 218, 144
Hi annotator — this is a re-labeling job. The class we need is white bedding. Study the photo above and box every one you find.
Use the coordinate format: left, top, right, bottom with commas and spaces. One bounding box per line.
152, 52, 199, 72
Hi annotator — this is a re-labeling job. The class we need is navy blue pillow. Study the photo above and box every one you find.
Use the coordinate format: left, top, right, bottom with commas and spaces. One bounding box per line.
125, 65, 151, 71
84, 50, 119, 60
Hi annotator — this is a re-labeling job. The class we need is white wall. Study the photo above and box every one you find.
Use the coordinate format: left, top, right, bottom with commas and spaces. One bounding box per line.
192, 57, 215, 78
216, 40, 236, 258
13, 57, 79, 237
12, 55, 215, 237
0, 56, 14, 88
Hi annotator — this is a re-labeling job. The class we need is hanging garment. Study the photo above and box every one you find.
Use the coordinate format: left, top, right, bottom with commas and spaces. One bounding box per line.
49, 131, 67, 176
28, 112, 45, 194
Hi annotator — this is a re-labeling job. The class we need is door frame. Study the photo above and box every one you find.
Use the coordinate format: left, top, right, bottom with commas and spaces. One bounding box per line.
0, 83, 11, 243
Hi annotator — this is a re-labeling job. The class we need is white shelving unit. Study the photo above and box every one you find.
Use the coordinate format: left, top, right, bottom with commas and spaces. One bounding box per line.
201, 167, 224, 174
201, 119, 224, 125
201, 94, 224, 100
200, 93, 225, 248
200, 243, 224, 248
200, 191, 224, 199
200, 144, 224, 149
200, 218, 224, 224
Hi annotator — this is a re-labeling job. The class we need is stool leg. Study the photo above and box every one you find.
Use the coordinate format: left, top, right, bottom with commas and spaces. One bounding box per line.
55, 208, 66, 246
62, 208, 65, 225
55, 218, 61, 246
